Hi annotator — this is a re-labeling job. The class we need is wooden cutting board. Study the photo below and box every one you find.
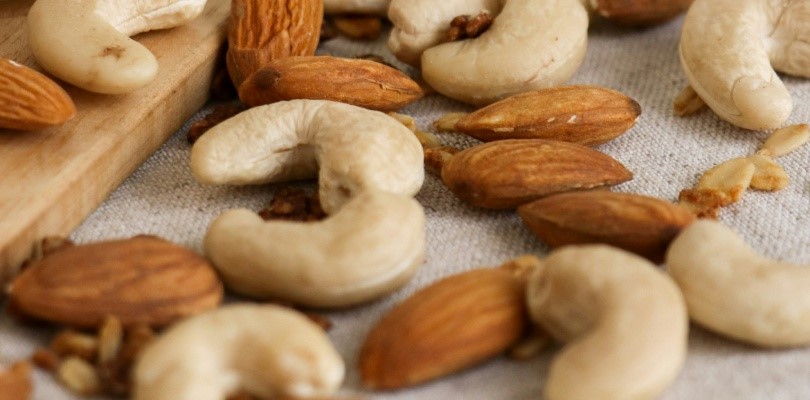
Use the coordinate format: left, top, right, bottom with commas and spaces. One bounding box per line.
0, 0, 230, 284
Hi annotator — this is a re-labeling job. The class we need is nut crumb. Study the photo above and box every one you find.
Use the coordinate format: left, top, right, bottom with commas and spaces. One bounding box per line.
188, 104, 245, 144
424, 146, 460, 175
333, 15, 383, 41
31, 348, 60, 371
259, 188, 326, 222
58, 357, 101, 396
673, 85, 706, 116
447, 11, 493, 41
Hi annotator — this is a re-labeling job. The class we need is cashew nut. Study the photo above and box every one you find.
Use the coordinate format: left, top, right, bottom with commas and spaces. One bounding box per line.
27, 0, 207, 94
388, 0, 588, 105
190, 100, 424, 214
204, 191, 426, 308
679, 0, 810, 130
324, 0, 389, 15
133, 304, 344, 400
527, 245, 687, 400
666, 220, 810, 347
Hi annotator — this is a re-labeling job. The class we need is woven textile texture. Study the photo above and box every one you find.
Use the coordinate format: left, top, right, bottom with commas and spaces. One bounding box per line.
2, 14, 810, 400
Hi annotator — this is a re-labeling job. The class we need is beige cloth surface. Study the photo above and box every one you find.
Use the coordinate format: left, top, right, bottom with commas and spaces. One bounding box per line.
2, 14, 810, 400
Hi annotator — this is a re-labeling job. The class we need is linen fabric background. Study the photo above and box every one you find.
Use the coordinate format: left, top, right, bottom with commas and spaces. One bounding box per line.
2, 13, 810, 400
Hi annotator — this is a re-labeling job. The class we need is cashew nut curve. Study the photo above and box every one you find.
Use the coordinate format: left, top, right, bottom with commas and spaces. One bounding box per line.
388, 0, 588, 105
133, 304, 344, 400
190, 100, 424, 214
324, 0, 389, 15
666, 220, 810, 347
205, 191, 426, 308
27, 0, 207, 94
679, 0, 810, 130
527, 245, 688, 400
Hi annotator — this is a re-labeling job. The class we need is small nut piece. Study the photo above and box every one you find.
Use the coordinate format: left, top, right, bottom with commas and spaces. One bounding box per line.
8, 236, 223, 328
748, 154, 789, 191
133, 304, 345, 400
518, 191, 695, 263
205, 191, 425, 308
324, 0, 389, 15
0, 58, 76, 131
450, 86, 641, 146
360, 268, 527, 389
440, 139, 633, 209
227, 0, 323, 88
528, 245, 688, 400
389, 0, 589, 104
666, 220, 810, 347
190, 100, 424, 214
759, 124, 810, 158
27, 0, 207, 94
673, 85, 706, 117
332, 16, 383, 40
679, 0, 810, 130
678, 157, 756, 217
238, 56, 423, 111
58, 357, 102, 396
588, 0, 694, 26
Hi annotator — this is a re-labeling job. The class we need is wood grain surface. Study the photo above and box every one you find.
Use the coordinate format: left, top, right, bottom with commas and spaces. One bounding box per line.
0, 0, 230, 284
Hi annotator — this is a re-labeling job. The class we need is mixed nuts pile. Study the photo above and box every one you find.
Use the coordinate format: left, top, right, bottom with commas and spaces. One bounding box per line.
2, 0, 810, 399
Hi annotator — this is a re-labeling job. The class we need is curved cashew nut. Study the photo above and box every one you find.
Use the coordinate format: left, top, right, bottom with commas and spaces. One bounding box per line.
666, 220, 810, 347
204, 191, 426, 308
679, 0, 810, 130
527, 245, 687, 400
388, 0, 588, 105
324, 0, 389, 15
133, 304, 344, 400
27, 0, 207, 94
190, 100, 424, 214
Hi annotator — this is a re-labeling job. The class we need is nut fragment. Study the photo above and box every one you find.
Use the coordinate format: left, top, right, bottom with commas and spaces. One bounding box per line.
360, 267, 527, 389
332, 15, 383, 40
759, 124, 810, 158
389, 112, 441, 149
0, 58, 76, 131
678, 157, 756, 217
187, 104, 245, 144
0, 362, 32, 400
238, 56, 423, 111
9, 236, 224, 328
258, 188, 326, 222
227, 0, 323, 87
97, 316, 123, 364
447, 11, 493, 41
666, 220, 810, 347
518, 191, 695, 263
423, 146, 460, 175
452, 86, 641, 146
748, 154, 789, 191
433, 112, 467, 132
528, 245, 687, 400
58, 357, 102, 396
31, 348, 60, 371
589, 0, 694, 26
673, 85, 706, 116
440, 139, 633, 209
51, 330, 99, 361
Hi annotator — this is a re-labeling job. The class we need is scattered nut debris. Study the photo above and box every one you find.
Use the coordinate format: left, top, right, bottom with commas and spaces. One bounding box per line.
58, 356, 101, 396
187, 104, 245, 144
31, 348, 60, 371
97, 316, 123, 365
389, 112, 441, 149
433, 112, 468, 132
758, 124, 810, 158
447, 11, 493, 42
423, 146, 460, 175
0, 361, 33, 400
673, 85, 706, 116
258, 188, 327, 222
51, 330, 99, 361
748, 154, 789, 191
679, 157, 755, 218
333, 15, 383, 40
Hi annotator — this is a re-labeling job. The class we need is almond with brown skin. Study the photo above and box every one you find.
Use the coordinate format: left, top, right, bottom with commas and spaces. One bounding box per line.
453, 86, 640, 146
518, 191, 695, 263
360, 268, 527, 389
226, 0, 323, 88
0, 362, 32, 400
440, 139, 633, 209
0, 58, 76, 131
239, 56, 423, 111
591, 0, 694, 26
8, 236, 223, 328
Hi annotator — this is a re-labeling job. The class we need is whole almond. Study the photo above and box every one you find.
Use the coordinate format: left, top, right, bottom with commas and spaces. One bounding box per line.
8, 236, 223, 328
441, 139, 633, 209
360, 268, 527, 389
0, 58, 76, 131
226, 0, 323, 88
453, 86, 640, 146
518, 191, 695, 262
238, 56, 423, 111
591, 0, 694, 26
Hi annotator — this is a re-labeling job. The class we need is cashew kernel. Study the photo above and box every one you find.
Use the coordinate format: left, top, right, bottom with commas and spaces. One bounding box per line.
528, 245, 688, 400
679, 0, 810, 130
666, 220, 810, 347
190, 100, 424, 214
133, 304, 344, 400
205, 191, 426, 308
388, 0, 588, 105
27, 0, 207, 94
